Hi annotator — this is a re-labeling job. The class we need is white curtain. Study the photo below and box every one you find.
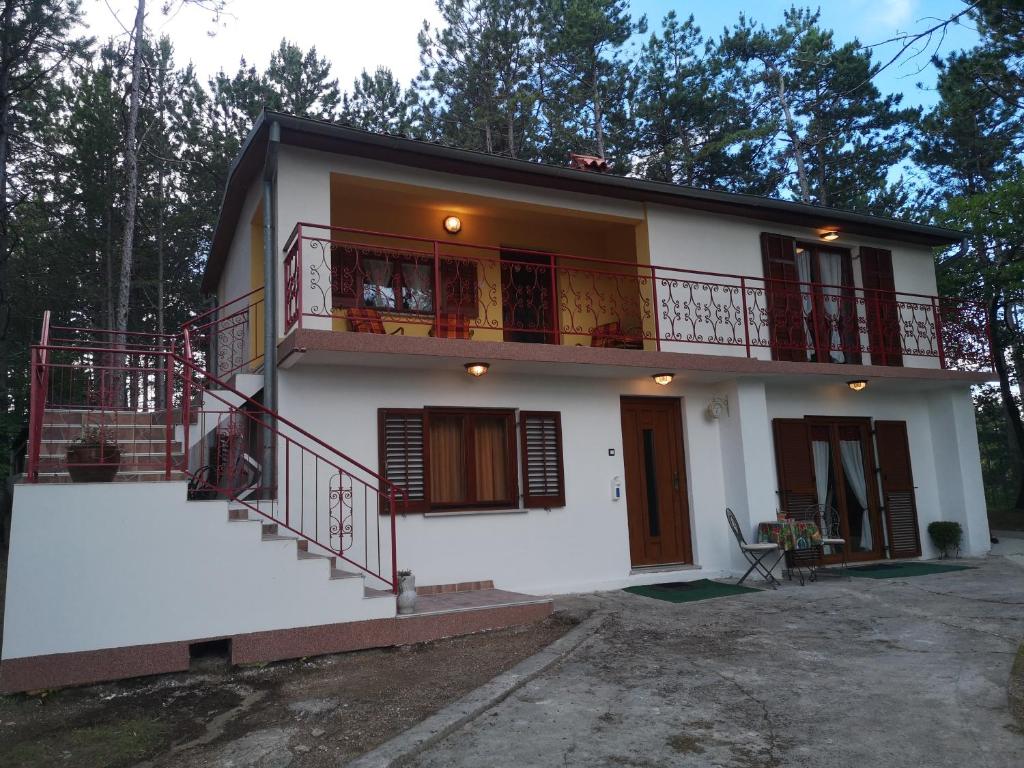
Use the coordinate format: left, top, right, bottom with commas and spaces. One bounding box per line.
811, 440, 833, 552
840, 440, 872, 551
364, 258, 394, 308
795, 248, 816, 353
818, 251, 845, 363
401, 260, 433, 312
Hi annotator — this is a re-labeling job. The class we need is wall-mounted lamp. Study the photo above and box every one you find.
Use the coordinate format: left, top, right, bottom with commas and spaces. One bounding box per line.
443, 215, 462, 234
706, 396, 729, 420
465, 362, 489, 377
820, 230, 840, 242
847, 379, 868, 392
652, 373, 674, 386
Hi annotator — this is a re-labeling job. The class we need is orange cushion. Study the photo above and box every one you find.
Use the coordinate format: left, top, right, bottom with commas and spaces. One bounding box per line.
433, 313, 473, 339
347, 307, 386, 334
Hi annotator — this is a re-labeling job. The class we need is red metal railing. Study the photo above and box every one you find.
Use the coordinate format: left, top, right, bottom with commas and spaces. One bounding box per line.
182, 286, 266, 380
24, 309, 403, 592
177, 330, 401, 590
283, 223, 992, 372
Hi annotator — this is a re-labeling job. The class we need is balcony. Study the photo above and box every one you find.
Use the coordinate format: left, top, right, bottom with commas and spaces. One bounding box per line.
280, 223, 991, 375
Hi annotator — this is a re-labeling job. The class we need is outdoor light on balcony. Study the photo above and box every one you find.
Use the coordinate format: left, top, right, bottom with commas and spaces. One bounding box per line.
465, 362, 490, 377
847, 379, 868, 392
652, 373, 674, 386
443, 215, 462, 234
820, 230, 840, 241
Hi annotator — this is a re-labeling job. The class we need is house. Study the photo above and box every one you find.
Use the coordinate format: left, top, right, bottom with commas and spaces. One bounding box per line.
0, 111, 992, 692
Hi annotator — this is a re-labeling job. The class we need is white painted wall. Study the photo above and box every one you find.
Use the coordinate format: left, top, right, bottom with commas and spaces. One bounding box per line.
644, 204, 944, 367
764, 382, 990, 557
277, 364, 991, 595
1, 482, 393, 660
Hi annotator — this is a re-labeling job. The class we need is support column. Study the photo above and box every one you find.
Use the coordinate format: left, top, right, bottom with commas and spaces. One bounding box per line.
926, 387, 990, 556
717, 379, 778, 573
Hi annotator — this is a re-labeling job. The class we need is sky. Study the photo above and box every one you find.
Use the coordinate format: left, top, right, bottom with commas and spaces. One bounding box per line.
80, 0, 981, 111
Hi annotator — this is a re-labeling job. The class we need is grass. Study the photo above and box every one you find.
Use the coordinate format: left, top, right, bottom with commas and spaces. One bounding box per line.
0, 717, 171, 768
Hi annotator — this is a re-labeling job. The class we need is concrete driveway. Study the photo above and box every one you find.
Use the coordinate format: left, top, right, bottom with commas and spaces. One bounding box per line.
406, 557, 1024, 768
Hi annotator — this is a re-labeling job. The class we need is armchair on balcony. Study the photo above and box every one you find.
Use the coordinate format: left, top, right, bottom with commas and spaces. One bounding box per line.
346, 308, 404, 335
589, 321, 643, 350
429, 313, 474, 340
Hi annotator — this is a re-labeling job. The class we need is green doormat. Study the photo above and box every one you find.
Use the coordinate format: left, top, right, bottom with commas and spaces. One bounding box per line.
624, 579, 760, 604
846, 562, 974, 579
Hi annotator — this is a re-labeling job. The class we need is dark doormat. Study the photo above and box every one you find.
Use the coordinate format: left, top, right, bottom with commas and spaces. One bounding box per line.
845, 562, 974, 579
623, 579, 760, 604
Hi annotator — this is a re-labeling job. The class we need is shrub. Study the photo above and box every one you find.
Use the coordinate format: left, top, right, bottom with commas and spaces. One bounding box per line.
927, 521, 963, 558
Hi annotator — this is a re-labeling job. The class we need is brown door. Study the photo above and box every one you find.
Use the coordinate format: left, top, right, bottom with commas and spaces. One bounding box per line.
620, 397, 693, 566
501, 250, 557, 344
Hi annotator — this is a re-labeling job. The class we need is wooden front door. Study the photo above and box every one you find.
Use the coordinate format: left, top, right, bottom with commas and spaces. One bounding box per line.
620, 397, 693, 566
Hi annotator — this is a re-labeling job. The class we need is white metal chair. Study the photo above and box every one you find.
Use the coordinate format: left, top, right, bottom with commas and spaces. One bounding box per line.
726, 508, 783, 588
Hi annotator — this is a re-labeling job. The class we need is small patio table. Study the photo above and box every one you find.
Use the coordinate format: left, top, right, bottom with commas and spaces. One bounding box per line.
756, 520, 823, 585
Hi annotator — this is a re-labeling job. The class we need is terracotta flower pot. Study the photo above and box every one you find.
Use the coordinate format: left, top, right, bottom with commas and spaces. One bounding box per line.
66, 444, 121, 483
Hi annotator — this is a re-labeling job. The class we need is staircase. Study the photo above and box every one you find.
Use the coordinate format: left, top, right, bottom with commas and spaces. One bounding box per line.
24, 309, 403, 594
35, 409, 186, 483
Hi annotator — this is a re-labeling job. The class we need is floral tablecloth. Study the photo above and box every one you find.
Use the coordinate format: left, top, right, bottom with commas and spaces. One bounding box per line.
756, 520, 822, 551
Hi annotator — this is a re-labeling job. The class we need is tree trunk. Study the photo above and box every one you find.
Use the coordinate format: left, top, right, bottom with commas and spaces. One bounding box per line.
0, 0, 16, 425
776, 70, 811, 203
114, 0, 145, 407
592, 72, 605, 159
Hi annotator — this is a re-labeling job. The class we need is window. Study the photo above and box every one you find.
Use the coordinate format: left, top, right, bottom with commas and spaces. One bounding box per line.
378, 407, 565, 512
332, 245, 479, 318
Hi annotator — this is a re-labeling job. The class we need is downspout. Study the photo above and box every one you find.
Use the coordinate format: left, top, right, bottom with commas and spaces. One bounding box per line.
262, 121, 280, 495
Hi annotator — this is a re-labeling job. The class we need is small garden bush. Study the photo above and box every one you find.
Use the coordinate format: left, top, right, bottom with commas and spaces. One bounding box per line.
927, 521, 963, 558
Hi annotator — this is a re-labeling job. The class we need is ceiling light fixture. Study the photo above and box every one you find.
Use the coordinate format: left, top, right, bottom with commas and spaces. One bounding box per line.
821, 230, 840, 241
465, 362, 489, 377
847, 379, 868, 392
652, 373, 674, 386
443, 215, 462, 234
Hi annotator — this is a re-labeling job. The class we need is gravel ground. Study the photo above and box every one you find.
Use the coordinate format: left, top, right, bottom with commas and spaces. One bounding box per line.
0, 611, 580, 768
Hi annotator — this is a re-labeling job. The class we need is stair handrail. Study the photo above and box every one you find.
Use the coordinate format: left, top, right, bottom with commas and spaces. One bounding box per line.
25, 311, 51, 481
177, 326, 404, 591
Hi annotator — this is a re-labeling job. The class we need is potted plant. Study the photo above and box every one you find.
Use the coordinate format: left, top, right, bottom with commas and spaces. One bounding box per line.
927, 521, 963, 559
66, 426, 121, 483
397, 569, 417, 615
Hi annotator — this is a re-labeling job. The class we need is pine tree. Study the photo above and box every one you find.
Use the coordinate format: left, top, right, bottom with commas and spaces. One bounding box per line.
538, 0, 645, 164
341, 68, 415, 135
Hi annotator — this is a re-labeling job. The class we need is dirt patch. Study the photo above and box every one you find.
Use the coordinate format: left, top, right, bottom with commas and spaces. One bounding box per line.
0, 612, 579, 768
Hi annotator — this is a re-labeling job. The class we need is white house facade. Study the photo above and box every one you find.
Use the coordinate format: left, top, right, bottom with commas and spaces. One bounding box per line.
1, 111, 992, 692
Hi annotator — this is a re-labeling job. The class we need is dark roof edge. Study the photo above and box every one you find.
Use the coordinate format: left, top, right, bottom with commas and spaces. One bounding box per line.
203, 110, 963, 293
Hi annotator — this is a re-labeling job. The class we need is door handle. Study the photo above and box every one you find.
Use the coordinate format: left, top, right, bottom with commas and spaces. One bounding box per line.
673, 471, 680, 491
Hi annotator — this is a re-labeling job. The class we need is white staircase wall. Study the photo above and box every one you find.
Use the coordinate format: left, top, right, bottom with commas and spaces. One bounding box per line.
1, 481, 394, 661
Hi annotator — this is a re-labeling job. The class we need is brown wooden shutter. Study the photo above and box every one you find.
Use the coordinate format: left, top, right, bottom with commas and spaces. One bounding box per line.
760, 233, 806, 362
520, 411, 565, 508
378, 409, 428, 513
860, 247, 903, 367
875, 420, 921, 558
772, 418, 819, 515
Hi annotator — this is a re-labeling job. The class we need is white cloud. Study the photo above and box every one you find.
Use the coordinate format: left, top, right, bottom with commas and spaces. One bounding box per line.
868, 0, 917, 29
80, 0, 440, 88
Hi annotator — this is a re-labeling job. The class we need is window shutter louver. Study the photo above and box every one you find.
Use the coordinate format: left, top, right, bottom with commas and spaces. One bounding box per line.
772, 418, 819, 516
760, 233, 806, 362
378, 409, 428, 513
860, 247, 903, 367
874, 420, 921, 558
520, 411, 565, 508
